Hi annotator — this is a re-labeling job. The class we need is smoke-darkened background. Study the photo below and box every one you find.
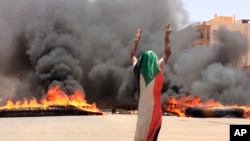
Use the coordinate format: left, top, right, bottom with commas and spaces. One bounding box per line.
0, 0, 249, 107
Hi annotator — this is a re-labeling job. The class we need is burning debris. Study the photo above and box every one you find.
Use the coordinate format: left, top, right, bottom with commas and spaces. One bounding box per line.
0, 0, 249, 116
0, 85, 103, 117
185, 106, 244, 118
0, 105, 102, 118
163, 96, 250, 118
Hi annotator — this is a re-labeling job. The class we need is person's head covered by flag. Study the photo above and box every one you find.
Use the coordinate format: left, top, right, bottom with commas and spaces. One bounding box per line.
134, 50, 161, 86
130, 24, 172, 141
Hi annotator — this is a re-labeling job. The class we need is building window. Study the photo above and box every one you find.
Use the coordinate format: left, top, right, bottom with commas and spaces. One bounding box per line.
200, 32, 204, 39
206, 32, 210, 39
242, 19, 250, 23
213, 30, 217, 35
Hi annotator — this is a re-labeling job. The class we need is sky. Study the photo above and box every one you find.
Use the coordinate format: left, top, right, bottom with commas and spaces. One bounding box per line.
183, 0, 250, 23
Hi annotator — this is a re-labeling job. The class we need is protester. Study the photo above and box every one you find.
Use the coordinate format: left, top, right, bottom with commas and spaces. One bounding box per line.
130, 24, 172, 141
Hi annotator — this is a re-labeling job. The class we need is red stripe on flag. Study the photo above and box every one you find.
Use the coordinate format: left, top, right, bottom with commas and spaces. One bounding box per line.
146, 71, 163, 141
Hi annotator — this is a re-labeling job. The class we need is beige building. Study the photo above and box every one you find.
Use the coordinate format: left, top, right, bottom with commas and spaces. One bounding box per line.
192, 14, 250, 67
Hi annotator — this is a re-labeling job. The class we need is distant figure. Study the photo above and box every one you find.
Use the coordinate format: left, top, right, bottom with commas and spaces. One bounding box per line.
130, 24, 172, 141
111, 108, 116, 114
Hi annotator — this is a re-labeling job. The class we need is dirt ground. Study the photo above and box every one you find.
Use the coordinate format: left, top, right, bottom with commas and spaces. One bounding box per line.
0, 114, 250, 141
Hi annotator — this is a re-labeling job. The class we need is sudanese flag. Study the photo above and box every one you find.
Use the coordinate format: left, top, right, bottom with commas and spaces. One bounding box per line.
133, 50, 164, 141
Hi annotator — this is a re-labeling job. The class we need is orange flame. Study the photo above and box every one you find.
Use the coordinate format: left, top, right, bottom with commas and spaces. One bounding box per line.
0, 85, 100, 113
164, 96, 250, 118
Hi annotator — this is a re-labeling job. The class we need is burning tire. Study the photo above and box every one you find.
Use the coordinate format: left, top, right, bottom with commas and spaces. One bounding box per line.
0, 105, 103, 118
185, 106, 244, 118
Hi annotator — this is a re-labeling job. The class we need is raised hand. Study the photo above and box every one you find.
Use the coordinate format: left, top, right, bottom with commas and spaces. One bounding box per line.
134, 29, 142, 43
130, 29, 142, 63
163, 24, 172, 62
165, 24, 172, 37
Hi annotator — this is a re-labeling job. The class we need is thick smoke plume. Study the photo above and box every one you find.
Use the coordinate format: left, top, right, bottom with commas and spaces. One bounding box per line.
0, 0, 249, 107
167, 26, 250, 105
0, 0, 188, 106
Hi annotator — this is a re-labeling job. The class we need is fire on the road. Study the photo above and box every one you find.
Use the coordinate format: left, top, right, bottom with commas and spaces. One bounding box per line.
0, 85, 100, 113
164, 96, 250, 118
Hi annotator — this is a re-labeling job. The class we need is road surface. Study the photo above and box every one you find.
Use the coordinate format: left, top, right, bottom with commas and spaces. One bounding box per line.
0, 114, 249, 141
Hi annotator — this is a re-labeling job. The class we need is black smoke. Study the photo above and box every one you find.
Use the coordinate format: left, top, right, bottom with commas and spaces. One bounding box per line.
0, 0, 248, 107
167, 26, 250, 105
0, 0, 189, 106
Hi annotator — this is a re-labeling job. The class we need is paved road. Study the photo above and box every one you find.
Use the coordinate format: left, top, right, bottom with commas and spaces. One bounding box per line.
0, 114, 249, 141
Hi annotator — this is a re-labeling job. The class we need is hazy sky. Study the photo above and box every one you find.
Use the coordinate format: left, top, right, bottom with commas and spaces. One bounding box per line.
183, 0, 250, 23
